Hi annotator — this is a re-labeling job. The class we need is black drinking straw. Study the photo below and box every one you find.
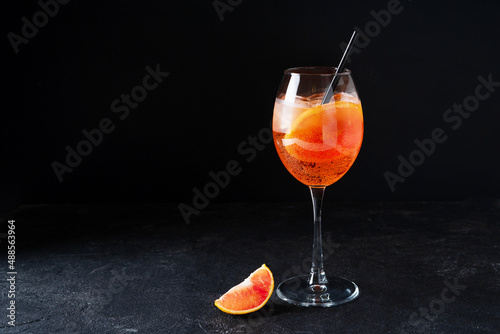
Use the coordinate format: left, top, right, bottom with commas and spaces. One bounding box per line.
321, 30, 360, 105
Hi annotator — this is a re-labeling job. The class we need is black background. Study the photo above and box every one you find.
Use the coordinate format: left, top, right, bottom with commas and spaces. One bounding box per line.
2, 0, 500, 219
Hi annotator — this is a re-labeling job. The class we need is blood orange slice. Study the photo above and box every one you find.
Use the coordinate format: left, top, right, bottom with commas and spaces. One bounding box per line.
283, 100, 363, 162
214, 264, 274, 315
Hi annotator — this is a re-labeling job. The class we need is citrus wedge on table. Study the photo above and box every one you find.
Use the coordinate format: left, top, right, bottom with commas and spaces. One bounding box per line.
214, 264, 274, 315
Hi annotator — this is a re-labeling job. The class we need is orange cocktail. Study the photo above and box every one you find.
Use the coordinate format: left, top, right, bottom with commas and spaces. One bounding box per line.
273, 93, 363, 186
272, 66, 363, 307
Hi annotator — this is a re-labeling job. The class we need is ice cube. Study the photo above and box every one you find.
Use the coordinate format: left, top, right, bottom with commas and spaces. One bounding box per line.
273, 98, 306, 133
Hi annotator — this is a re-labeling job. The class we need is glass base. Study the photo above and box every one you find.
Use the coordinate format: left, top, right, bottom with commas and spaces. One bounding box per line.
276, 275, 359, 307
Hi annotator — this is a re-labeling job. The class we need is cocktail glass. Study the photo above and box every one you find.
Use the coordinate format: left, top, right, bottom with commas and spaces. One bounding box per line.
273, 66, 363, 307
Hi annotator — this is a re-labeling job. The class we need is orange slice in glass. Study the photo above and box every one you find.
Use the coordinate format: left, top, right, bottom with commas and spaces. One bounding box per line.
283, 100, 362, 162
214, 264, 274, 315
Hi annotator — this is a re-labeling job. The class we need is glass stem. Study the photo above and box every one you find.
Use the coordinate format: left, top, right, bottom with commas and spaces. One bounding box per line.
308, 186, 328, 286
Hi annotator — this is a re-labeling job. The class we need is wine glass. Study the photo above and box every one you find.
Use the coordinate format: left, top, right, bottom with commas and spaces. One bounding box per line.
272, 66, 363, 306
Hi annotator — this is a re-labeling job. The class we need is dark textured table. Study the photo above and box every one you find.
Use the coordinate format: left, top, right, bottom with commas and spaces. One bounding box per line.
1, 201, 499, 333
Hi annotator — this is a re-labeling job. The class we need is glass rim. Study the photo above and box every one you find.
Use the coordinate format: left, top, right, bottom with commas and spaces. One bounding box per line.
284, 66, 351, 76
